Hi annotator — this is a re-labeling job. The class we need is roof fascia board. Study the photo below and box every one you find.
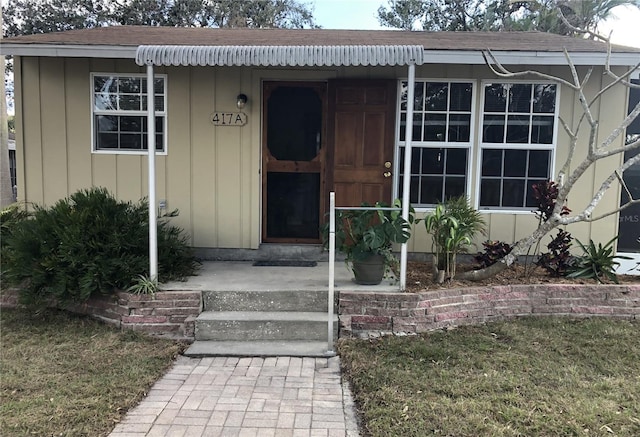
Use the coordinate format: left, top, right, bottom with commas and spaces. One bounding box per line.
0, 44, 136, 58
423, 50, 640, 66
1, 44, 637, 67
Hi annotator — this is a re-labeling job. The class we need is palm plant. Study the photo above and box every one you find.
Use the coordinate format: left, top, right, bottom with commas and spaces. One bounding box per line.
423, 197, 485, 282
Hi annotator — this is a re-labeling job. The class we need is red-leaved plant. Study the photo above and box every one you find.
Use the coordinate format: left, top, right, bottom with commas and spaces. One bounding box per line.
531, 180, 571, 222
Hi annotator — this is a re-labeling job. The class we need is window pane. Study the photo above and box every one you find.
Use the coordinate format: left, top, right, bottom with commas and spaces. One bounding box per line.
119, 77, 141, 93
504, 149, 527, 177
448, 114, 470, 142
95, 93, 118, 111
533, 84, 556, 113
509, 84, 532, 113
412, 113, 422, 142
410, 176, 420, 203
421, 176, 443, 205
424, 113, 446, 141
482, 149, 502, 176
399, 113, 406, 141
531, 115, 554, 144
425, 82, 448, 111
154, 95, 164, 111
422, 148, 444, 174
94, 76, 116, 93
97, 133, 118, 149
155, 117, 164, 134
153, 78, 164, 94
400, 82, 408, 111
120, 95, 141, 111
480, 179, 501, 206
96, 115, 118, 133
120, 133, 143, 150
502, 179, 525, 207
445, 176, 466, 199
529, 150, 550, 177
413, 82, 424, 111
446, 148, 467, 175
120, 116, 142, 132
484, 84, 507, 112
450, 82, 472, 111
483, 115, 505, 143
411, 148, 421, 174
506, 115, 530, 143
526, 180, 546, 207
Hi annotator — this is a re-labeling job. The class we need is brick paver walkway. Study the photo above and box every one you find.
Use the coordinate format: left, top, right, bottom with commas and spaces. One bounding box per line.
109, 356, 360, 437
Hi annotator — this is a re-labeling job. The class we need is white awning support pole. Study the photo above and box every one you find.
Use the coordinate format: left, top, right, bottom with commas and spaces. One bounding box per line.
400, 63, 416, 291
327, 192, 336, 355
146, 63, 158, 281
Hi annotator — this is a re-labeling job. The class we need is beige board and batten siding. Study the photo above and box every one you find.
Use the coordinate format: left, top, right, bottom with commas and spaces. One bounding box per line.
15, 57, 628, 252
16, 56, 259, 249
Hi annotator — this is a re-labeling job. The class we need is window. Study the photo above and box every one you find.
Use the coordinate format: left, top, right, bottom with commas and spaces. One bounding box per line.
92, 74, 166, 153
397, 80, 474, 207
479, 82, 558, 209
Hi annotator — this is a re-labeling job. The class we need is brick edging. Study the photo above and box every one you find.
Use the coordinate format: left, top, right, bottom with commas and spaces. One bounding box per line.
0, 288, 201, 340
338, 283, 640, 337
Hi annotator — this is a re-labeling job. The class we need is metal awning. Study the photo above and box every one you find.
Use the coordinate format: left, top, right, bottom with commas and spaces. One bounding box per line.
135, 44, 424, 67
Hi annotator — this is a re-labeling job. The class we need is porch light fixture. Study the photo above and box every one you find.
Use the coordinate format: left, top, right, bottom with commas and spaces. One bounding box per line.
236, 93, 248, 109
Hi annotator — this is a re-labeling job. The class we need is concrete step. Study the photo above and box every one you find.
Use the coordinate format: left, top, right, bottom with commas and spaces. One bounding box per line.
195, 311, 338, 341
203, 289, 331, 312
184, 340, 337, 358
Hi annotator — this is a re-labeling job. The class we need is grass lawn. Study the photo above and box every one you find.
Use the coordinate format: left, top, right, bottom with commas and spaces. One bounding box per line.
0, 307, 185, 437
339, 317, 640, 437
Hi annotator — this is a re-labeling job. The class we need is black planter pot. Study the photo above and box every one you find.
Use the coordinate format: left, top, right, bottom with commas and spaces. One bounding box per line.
352, 253, 385, 285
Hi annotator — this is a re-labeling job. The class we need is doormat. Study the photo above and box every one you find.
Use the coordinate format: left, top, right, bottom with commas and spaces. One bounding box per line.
253, 260, 318, 267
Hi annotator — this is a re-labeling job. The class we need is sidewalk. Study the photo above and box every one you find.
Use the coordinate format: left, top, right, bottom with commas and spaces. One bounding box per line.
109, 355, 360, 437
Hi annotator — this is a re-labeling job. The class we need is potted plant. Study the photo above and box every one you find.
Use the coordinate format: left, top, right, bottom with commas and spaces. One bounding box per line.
323, 199, 414, 285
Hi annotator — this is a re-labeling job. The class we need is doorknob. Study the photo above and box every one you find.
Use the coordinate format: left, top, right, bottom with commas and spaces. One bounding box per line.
383, 171, 392, 178
384, 161, 392, 169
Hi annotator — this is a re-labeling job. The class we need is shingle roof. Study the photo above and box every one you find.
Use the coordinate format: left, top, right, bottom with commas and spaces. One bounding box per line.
3, 26, 639, 53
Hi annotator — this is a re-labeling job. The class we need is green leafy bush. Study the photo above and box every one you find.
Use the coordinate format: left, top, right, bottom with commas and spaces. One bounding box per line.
423, 197, 485, 282
322, 199, 414, 279
2, 188, 198, 306
1, 203, 30, 275
567, 236, 631, 283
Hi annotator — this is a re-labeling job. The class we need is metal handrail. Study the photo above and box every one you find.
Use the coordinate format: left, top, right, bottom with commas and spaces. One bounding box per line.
326, 193, 403, 354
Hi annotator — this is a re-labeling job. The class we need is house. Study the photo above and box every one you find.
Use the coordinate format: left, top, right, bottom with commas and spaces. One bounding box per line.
1, 27, 639, 267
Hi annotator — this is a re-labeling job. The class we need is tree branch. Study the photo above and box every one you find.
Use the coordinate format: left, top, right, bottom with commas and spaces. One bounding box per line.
482, 50, 577, 89
560, 153, 640, 225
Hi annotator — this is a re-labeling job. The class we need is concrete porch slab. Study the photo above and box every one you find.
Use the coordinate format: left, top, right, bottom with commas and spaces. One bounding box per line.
161, 261, 402, 293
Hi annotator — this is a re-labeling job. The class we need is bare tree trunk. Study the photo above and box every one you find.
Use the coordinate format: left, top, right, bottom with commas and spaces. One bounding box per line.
0, 12, 15, 208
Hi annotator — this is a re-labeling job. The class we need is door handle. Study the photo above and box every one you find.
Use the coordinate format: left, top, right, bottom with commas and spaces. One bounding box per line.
383, 171, 392, 178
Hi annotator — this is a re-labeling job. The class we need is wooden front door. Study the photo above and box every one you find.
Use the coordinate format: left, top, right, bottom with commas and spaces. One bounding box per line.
328, 80, 396, 207
262, 82, 327, 243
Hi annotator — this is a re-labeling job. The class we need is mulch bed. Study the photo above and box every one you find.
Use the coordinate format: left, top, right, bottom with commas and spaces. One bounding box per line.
405, 261, 639, 293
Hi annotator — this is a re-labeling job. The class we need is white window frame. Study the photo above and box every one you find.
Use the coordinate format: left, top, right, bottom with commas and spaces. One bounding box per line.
90, 72, 168, 155
394, 78, 476, 211
475, 80, 560, 213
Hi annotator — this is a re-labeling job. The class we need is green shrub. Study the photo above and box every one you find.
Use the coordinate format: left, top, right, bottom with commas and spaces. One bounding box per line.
567, 236, 631, 284
2, 187, 198, 306
1, 203, 30, 276
422, 197, 486, 282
